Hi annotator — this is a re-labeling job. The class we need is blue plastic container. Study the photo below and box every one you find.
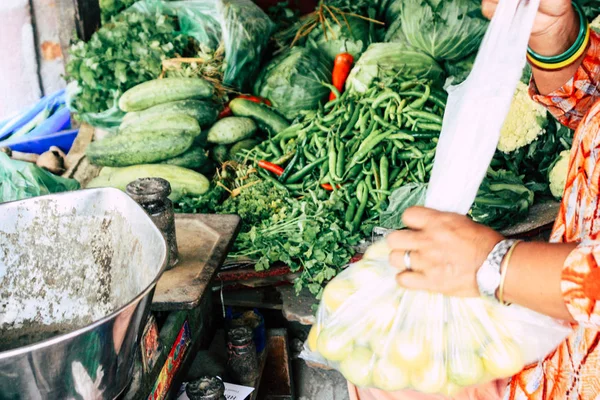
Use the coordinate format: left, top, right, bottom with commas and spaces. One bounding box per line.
6, 129, 79, 155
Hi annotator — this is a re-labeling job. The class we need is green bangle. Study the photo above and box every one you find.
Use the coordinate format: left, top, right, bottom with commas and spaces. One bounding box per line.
527, 1, 587, 64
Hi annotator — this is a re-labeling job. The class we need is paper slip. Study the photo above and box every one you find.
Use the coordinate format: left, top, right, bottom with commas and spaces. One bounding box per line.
178, 381, 254, 400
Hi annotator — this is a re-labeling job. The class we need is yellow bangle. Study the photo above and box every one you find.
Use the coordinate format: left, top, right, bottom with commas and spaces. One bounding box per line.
498, 240, 522, 306
527, 24, 591, 71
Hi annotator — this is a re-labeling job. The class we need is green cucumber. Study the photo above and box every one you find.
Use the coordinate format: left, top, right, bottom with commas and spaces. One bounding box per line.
87, 164, 209, 202
87, 130, 193, 167
120, 99, 218, 132
119, 114, 201, 137
118, 78, 214, 112
211, 145, 230, 164
229, 139, 260, 160
207, 117, 257, 145
162, 147, 209, 169
229, 98, 290, 135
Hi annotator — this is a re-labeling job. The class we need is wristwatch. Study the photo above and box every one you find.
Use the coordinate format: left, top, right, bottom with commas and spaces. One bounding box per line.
476, 239, 517, 302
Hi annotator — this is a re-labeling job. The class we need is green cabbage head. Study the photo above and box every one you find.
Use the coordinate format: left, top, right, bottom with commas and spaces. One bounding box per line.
253, 47, 332, 120
389, 0, 488, 62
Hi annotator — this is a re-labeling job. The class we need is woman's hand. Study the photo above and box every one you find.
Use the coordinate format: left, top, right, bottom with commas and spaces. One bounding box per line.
387, 207, 503, 297
482, 0, 573, 40
482, 0, 582, 94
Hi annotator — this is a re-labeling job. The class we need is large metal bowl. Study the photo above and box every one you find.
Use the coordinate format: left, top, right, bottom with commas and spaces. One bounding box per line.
0, 188, 168, 399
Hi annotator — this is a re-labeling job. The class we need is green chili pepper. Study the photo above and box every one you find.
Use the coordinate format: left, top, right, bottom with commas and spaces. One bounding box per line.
341, 105, 362, 138
352, 181, 369, 232
345, 199, 358, 224
269, 141, 282, 158
287, 156, 328, 184
328, 138, 338, 181
372, 90, 403, 109
258, 169, 289, 192
408, 85, 431, 110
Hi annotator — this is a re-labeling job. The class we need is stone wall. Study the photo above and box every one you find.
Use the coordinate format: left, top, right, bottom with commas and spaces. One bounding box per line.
0, 0, 65, 119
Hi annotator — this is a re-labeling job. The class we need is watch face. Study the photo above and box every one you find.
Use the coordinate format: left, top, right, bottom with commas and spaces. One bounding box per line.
477, 262, 501, 298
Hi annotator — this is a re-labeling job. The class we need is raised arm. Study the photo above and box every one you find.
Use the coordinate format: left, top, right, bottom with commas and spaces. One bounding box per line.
483, 0, 600, 130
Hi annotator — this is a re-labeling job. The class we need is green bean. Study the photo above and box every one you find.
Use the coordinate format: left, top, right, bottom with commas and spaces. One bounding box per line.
417, 160, 426, 182
328, 138, 338, 181
341, 105, 362, 138
345, 199, 358, 224
387, 132, 415, 141
410, 131, 440, 139
399, 80, 419, 91
390, 175, 406, 190
397, 150, 415, 160
336, 140, 345, 179
409, 85, 431, 110
258, 169, 289, 192
410, 146, 424, 158
358, 118, 375, 140
315, 119, 331, 133
406, 110, 443, 124
430, 90, 448, 109
389, 166, 402, 183
279, 138, 287, 152
352, 181, 369, 232
271, 151, 295, 165
321, 107, 345, 123
279, 154, 299, 183
348, 133, 391, 171
372, 159, 381, 190
319, 157, 330, 181
372, 90, 403, 109
380, 155, 389, 191
287, 156, 328, 184
269, 141, 282, 158
303, 147, 317, 162
417, 122, 443, 131
373, 115, 394, 130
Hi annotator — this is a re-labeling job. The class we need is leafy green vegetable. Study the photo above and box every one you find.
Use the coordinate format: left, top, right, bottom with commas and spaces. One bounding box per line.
444, 53, 475, 86
469, 168, 535, 230
66, 11, 191, 129
0, 153, 80, 203
346, 42, 445, 93
305, 15, 371, 62
581, 0, 600, 21
231, 190, 361, 297
379, 183, 428, 229
254, 47, 332, 120
99, 0, 135, 23
492, 116, 573, 197
387, 0, 488, 62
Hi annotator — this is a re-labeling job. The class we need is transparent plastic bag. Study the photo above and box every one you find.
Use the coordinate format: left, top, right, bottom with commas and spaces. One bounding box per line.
301, 0, 572, 394
130, 0, 274, 91
0, 153, 80, 203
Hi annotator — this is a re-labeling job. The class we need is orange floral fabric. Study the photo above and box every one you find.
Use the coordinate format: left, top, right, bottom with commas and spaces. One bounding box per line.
506, 29, 600, 400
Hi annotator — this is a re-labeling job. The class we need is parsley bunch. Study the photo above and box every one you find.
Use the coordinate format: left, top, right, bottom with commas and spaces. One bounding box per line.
231, 191, 361, 297
66, 11, 192, 117
99, 0, 136, 23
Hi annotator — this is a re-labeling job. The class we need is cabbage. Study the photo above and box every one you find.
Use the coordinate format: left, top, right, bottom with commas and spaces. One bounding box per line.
443, 52, 476, 86
388, 0, 488, 62
345, 42, 445, 94
306, 15, 371, 62
253, 47, 333, 121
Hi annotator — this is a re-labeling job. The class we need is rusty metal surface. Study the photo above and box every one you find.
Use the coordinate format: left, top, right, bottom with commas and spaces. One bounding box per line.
151, 214, 241, 311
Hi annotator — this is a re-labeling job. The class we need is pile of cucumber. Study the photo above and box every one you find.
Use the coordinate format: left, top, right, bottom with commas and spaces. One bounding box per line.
86, 77, 290, 201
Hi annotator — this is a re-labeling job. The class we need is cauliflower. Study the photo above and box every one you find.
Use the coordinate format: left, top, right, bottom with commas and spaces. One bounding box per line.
497, 81, 547, 153
549, 150, 571, 199
593, 15, 600, 32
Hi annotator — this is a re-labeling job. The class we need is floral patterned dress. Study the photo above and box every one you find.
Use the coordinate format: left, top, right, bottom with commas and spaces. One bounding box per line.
350, 30, 600, 400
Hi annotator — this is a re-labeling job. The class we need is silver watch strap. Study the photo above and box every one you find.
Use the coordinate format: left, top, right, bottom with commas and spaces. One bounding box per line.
476, 239, 517, 301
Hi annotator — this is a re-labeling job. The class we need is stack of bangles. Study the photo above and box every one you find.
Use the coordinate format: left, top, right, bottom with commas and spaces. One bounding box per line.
526, 1, 590, 71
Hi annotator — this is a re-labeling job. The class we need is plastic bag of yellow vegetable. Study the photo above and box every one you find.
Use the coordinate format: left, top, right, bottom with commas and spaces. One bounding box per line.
301, 0, 571, 394
301, 241, 570, 394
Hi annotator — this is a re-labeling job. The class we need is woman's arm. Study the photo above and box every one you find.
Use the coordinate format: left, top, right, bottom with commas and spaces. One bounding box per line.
483, 0, 600, 130
502, 241, 577, 322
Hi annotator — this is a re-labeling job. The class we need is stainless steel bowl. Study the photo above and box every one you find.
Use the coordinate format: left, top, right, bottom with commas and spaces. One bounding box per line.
0, 188, 168, 399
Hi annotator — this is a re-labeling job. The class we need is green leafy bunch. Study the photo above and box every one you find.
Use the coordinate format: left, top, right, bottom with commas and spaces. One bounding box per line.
99, 0, 136, 23
469, 168, 535, 230
66, 11, 191, 116
231, 190, 362, 297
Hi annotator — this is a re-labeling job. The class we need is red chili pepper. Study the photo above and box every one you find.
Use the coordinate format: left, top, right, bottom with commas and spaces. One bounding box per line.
321, 183, 341, 191
238, 94, 272, 107
329, 53, 354, 101
218, 105, 233, 119
258, 160, 284, 176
